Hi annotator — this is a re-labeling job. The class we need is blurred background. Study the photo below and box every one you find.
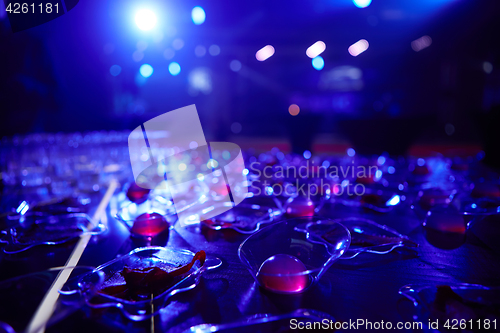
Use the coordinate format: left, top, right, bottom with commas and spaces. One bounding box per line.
1, 0, 500, 158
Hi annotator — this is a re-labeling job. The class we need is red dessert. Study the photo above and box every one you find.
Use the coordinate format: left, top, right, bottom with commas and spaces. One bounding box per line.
99, 251, 206, 300
126, 182, 151, 203
131, 212, 169, 237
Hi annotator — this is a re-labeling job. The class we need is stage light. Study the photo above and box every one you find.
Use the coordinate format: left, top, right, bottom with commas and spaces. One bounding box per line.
256, 45, 275, 61
139, 64, 154, 78
135, 9, 157, 31
312, 56, 324, 70
169, 62, 181, 76
306, 41, 326, 58
353, 0, 372, 8
192, 6, 206, 25
110, 65, 122, 76
348, 39, 369, 57
230, 60, 242, 72
411, 36, 432, 52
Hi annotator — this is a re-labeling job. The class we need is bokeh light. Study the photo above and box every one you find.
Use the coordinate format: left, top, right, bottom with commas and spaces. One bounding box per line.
312, 56, 324, 70
191, 6, 206, 25
348, 39, 369, 56
139, 64, 154, 78
306, 41, 326, 58
195, 45, 206, 57
353, 0, 372, 8
411, 36, 432, 52
168, 62, 181, 76
256, 45, 275, 61
288, 104, 300, 116
209, 45, 220, 56
135, 9, 157, 31
230, 60, 242, 72
109, 65, 122, 77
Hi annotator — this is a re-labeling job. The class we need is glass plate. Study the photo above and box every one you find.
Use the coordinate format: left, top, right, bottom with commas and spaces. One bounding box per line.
201, 202, 282, 234
0, 213, 105, 254
239, 217, 350, 294
330, 189, 401, 213
399, 283, 500, 332
183, 309, 335, 332
75, 246, 221, 321
295, 217, 418, 259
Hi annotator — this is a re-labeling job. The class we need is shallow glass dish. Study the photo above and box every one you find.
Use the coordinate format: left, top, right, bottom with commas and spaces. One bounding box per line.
238, 216, 350, 294
295, 217, 418, 259
76, 246, 221, 321
0, 213, 105, 254
399, 283, 500, 332
115, 197, 177, 238
201, 202, 282, 234
183, 309, 335, 333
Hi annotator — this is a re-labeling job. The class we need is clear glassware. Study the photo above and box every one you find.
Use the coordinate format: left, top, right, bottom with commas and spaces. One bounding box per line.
295, 217, 418, 260
238, 216, 350, 294
0, 213, 106, 254
74, 247, 221, 321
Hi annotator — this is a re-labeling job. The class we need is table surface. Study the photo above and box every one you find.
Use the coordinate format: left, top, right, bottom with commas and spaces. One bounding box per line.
1, 186, 500, 333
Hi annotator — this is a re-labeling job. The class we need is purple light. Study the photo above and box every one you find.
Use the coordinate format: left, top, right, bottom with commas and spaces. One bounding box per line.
411, 36, 432, 52
256, 45, 275, 61
306, 41, 326, 58
348, 39, 369, 57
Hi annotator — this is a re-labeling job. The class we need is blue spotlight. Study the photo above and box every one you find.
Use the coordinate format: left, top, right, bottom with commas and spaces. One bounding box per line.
191, 6, 206, 25
312, 56, 324, 70
169, 62, 181, 76
353, 0, 372, 8
135, 9, 157, 31
139, 64, 154, 78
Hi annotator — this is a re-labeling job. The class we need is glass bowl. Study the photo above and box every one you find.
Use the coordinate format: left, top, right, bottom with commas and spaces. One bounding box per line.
238, 216, 350, 294
201, 202, 282, 234
75, 246, 221, 321
0, 213, 105, 254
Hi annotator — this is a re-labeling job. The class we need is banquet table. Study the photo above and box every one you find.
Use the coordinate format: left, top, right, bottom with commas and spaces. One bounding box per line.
1, 136, 499, 333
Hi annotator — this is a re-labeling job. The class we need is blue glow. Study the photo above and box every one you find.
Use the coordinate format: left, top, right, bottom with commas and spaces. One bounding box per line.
388, 166, 396, 174
16, 201, 29, 215
353, 227, 364, 234
386, 195, 401, 206
347, 148, 356, 157
135, 9, 157, 31
109, 65, 121, 77
375, 170, 382, 179
191, 6, 206, 25
139, 64, 154, 78
168, 62, 181, 76
303, 150, 312, 159
377, 156, 386, 165
353, 0, 372, 8
417, 158, 425, 166
471, 203, 477, 209
398, 184, 404, 191
322, 160, 330, 168
312, 56, 324, 70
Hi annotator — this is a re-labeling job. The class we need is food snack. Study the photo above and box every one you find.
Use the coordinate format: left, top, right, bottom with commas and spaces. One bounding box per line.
99, 250, 206, 301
